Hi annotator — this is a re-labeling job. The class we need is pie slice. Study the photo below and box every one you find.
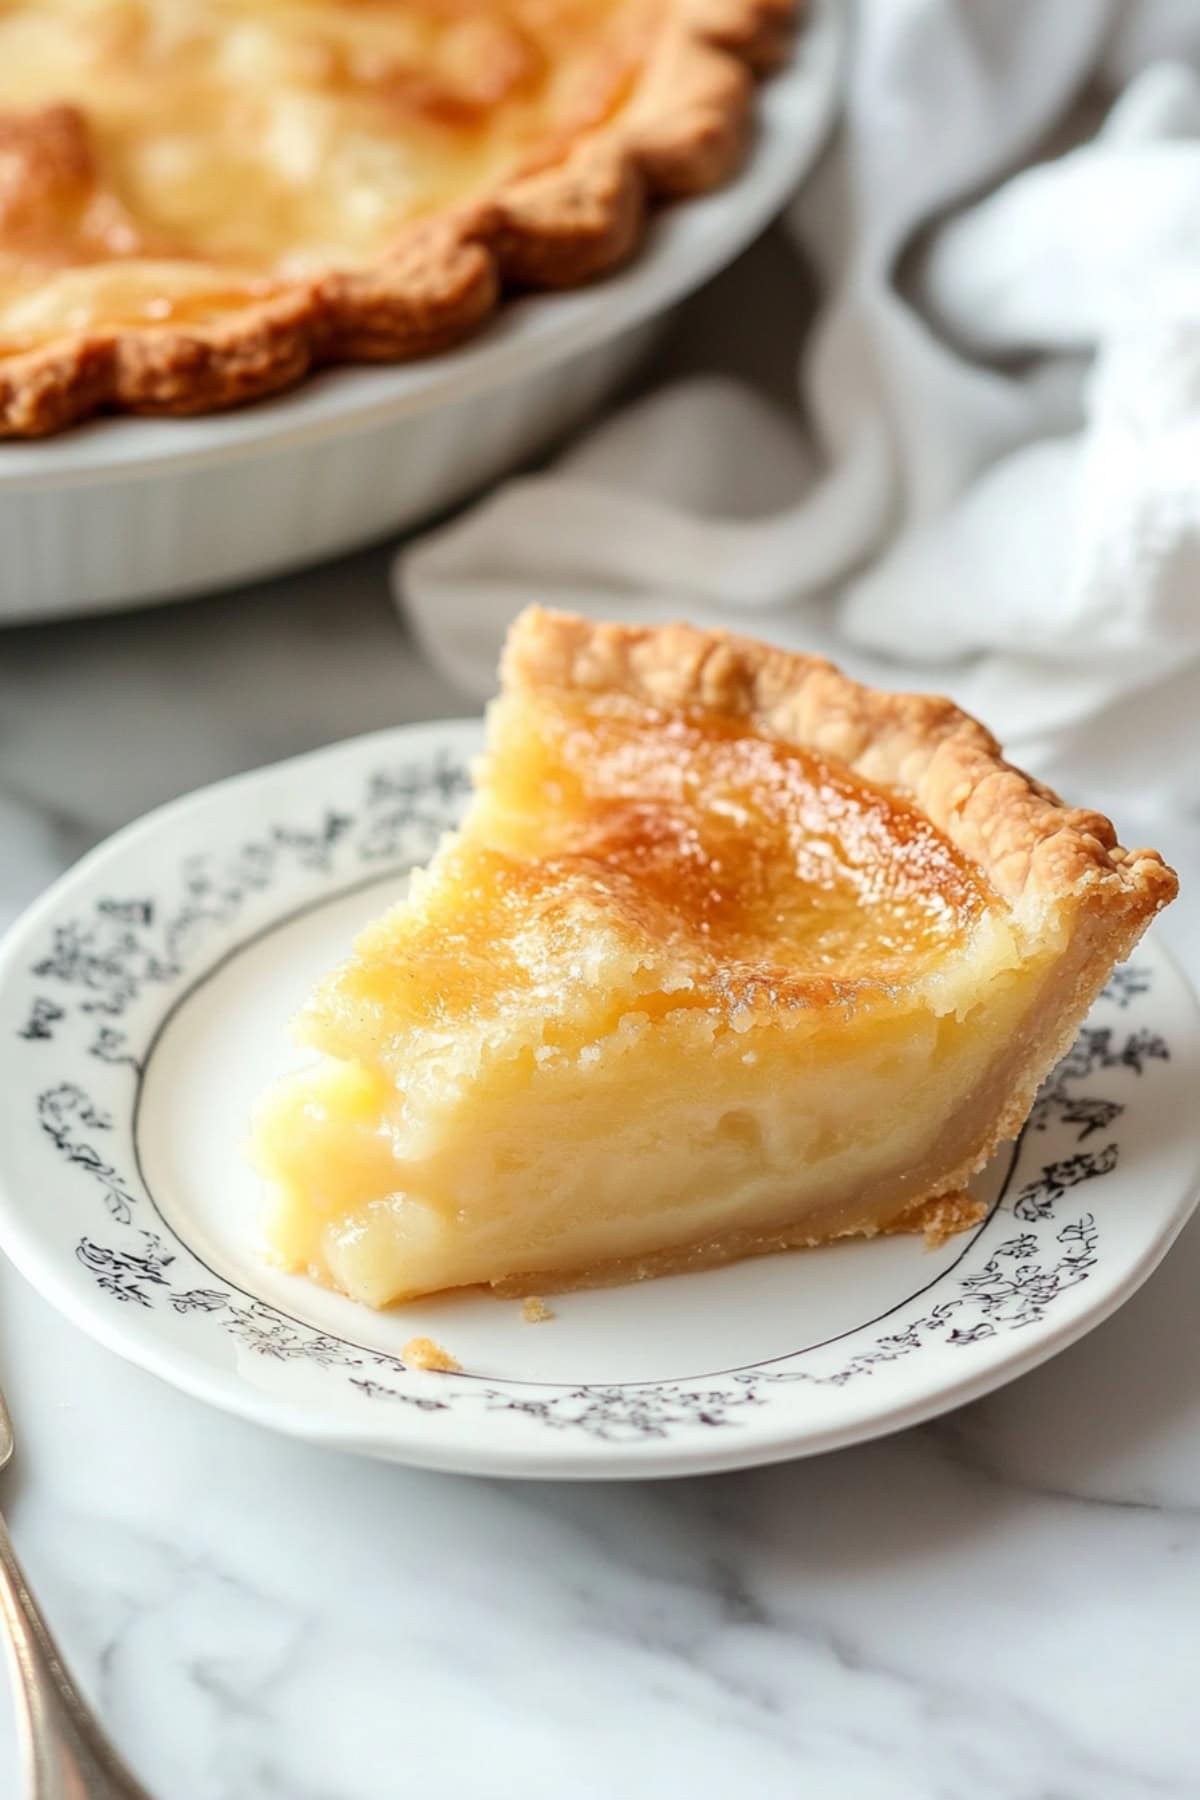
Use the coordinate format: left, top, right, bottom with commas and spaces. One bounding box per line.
251, 609, 1177, 1306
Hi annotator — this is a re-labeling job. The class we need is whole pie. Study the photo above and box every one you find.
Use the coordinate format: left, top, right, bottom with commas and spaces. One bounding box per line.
0, 0, 797, 436
251, 608, 1177, 1307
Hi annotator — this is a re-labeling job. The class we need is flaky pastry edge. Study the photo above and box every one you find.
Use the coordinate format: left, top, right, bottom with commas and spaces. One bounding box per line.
502, 607, 1177, 932
0, 0, 799, 438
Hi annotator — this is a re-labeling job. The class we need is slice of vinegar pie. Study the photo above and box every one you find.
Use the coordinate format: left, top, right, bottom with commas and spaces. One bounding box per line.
251, 609, 1177, 1306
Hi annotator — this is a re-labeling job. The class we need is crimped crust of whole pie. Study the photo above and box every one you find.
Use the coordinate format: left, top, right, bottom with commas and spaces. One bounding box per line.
0, 0, 799, 437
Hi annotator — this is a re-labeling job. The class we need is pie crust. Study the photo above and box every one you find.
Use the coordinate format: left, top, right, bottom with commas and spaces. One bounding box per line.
250, 609, 1177, 1307
511, 612, 1174, 933
0, 0, 799, 437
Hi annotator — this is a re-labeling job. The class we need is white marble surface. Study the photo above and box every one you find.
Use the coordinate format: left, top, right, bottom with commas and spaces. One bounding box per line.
3, 273, 1200, 1795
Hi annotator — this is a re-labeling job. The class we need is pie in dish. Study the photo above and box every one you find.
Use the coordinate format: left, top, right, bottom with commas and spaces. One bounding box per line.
0, 0, 797, 437
251, 609, 1177, 1307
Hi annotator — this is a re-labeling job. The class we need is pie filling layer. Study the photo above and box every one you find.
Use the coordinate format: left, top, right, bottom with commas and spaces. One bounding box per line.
0, 0, 655, 350
252, 678, 1055, 1306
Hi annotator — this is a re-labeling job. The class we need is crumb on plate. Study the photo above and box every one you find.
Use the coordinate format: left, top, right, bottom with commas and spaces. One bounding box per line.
402, 1335, 461, 1373
520, 1295, 554, 1324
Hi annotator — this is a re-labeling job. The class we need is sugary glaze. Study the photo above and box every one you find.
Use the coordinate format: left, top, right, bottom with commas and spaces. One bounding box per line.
0, 0, 655, 351
481, 692, 999, 995
316, 695, 1003, 1059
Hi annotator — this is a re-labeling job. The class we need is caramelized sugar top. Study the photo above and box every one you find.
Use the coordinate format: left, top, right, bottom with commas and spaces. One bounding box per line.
320, 693, 1001, 1041
491, 696, 996, 993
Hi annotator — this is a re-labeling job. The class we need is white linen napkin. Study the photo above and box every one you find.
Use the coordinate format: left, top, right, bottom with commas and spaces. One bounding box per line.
395, 0, 1200, 823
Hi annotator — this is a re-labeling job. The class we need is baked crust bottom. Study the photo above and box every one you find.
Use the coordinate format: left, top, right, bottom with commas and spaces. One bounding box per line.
489, 1193, 989, 1298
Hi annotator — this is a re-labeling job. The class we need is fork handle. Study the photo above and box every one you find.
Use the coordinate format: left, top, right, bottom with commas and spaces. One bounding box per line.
0, 1507, 154, 1799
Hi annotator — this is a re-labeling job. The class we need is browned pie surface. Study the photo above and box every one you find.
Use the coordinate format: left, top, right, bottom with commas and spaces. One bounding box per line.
317, 689, 1002, 1051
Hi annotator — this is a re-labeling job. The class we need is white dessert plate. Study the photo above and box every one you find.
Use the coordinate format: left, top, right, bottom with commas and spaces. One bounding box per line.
1, 720, 1197, 1480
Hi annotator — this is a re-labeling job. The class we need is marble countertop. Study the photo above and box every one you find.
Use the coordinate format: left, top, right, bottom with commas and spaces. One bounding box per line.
2, 551, 1200, 1800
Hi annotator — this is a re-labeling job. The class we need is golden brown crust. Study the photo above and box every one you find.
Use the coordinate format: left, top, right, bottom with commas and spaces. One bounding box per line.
0, 0, 801, 438
502, 607, 1178, 935
0, 104, 96, 239
485, 143, 647, 290
689, 0, 799, 69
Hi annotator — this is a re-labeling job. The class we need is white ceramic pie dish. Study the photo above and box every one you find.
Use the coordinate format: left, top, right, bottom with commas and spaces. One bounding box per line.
0, 717, 1197, 1479
0, 0, 844, 624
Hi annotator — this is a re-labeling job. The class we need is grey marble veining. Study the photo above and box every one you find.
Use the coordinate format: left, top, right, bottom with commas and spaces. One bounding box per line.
1, 552, 1199, 1800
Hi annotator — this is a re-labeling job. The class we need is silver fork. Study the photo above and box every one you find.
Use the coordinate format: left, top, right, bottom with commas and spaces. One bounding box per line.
0, 1383, 154, 1798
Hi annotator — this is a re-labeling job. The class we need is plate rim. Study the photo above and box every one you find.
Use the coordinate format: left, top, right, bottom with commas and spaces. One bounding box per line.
1, 717, 1197, 1480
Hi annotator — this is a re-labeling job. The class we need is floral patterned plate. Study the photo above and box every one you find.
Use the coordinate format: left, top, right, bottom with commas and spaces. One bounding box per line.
1, 721, 1197, 1480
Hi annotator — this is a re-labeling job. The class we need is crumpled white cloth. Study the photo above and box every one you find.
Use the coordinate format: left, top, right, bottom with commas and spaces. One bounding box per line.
395, 0, 1200, 823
